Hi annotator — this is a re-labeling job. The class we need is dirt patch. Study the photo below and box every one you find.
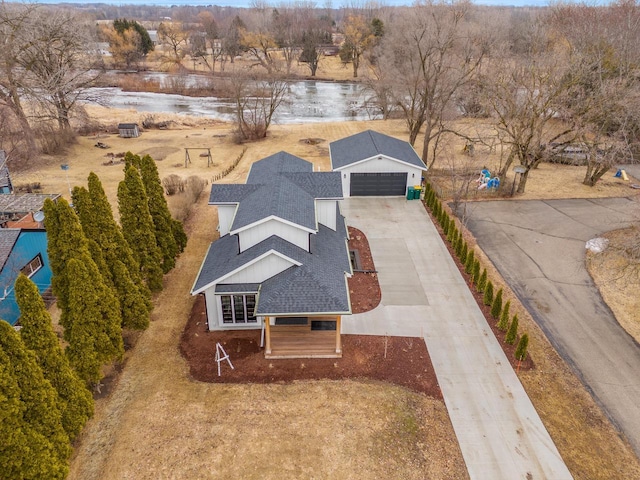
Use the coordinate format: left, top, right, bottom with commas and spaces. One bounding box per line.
348, 226, 381, 314
136, 146, 180, 161
299, 137, 325, 145
180, 296, 440, 397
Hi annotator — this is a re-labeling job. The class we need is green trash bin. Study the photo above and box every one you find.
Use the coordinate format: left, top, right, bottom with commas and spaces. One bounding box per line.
413, 186, 422, 199
407, 186, 415, 200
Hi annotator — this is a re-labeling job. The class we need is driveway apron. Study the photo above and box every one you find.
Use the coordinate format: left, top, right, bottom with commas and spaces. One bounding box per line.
465, 197, 640, 456
340, 198, 572, 480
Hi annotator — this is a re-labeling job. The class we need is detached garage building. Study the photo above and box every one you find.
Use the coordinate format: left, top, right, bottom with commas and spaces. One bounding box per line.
330, 130, 427, 197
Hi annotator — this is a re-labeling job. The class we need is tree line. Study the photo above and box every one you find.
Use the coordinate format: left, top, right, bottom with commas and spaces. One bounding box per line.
2, 1, 639, 191
0, 153, 185, 478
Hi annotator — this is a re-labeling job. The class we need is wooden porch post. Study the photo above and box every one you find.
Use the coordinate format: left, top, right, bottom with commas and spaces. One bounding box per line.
265, 316, 272, 354
336, 315, 342, 354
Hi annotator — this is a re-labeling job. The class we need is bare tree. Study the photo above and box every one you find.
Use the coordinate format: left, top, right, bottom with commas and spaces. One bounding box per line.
376, 1, 488, 168
0, 3, 38, 153
157, 21, 189, 67
229, 73, 289, 141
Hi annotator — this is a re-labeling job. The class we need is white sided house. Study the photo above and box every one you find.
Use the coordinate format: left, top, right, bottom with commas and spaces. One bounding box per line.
330, 130, 427, 197
191, 152, 352, 358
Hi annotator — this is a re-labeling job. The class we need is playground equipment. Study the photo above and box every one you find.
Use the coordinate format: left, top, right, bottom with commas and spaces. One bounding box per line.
184, 148, 213, 168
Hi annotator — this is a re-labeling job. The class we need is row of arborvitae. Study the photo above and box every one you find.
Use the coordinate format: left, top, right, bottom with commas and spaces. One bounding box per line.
423, 182, 529, 364
1, 153, 188, 478
43, 152, 186, 388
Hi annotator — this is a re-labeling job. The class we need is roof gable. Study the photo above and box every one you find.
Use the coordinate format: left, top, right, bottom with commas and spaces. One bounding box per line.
330, 130, 427, 170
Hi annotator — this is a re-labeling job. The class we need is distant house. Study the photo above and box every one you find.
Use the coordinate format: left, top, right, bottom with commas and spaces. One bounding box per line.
0, 229, 52, 325
191, 152, 352, 359
118, 123, 140, 138
0, 193, 60, 229
330, 130, 427, 197
0, 151, 12, 194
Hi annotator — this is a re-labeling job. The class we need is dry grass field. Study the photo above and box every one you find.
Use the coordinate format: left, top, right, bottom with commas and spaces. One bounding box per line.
22, 111, 640, 479
587, 227, 640, 344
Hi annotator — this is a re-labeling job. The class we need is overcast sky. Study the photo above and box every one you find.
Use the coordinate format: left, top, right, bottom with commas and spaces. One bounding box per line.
33, 0, 605, 8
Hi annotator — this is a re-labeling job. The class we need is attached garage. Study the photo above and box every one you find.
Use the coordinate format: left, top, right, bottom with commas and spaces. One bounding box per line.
350, 172, 407, 196
330, 130, 427, 198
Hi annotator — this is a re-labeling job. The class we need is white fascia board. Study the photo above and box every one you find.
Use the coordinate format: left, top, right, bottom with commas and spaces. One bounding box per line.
191, 249, 301, 295
190, 244, 214, 295
230, 215, 316, 235
333, 154, 424, 171
258, 309, 351, 316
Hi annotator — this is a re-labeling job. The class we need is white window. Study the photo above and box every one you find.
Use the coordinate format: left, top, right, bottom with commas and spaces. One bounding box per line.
220, 294, 257, 324
21, 254, 43, 278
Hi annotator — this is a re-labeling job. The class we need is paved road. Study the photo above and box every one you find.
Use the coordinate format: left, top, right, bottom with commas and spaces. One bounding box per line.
341, 198, 572, 480
464, 197, 640, 455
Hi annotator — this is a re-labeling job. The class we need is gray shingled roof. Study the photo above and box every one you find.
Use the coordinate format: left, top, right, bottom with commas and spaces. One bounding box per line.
209, 152, 342, 232
191, 223, 351, 315
0, 193, 60, 215
330, 130, 427, 170
0, 229, 20, 272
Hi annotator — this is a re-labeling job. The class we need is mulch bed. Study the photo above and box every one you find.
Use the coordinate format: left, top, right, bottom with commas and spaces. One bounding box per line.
179, 304, 441, 398
347, 226, 381, 313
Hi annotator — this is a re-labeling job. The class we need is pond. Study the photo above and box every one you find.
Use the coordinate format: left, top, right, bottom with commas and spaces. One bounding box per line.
90, 79, 380, 124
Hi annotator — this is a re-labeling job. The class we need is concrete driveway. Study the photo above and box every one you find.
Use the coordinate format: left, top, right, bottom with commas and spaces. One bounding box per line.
464, 197, 640, 455
340, 197, 572, 480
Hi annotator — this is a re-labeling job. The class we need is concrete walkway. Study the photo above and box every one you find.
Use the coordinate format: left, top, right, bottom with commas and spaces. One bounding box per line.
341, 198, 572, 480
465, 197, 640, 456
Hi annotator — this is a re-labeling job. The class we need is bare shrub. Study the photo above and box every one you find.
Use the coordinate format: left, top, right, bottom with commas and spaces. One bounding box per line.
185, 176, 207, 203
36, 125, 76, 155
162, 174, 185, 195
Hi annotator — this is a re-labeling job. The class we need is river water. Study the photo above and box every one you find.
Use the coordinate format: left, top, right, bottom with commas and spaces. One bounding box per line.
91, 79, 379, 124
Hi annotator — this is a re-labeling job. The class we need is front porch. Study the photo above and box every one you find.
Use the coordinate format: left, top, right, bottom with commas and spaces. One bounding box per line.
264, 316, 342, 359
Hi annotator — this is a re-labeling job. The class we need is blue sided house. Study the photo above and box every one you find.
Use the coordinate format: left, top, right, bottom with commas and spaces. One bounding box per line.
0, 228, 52, 325
191, 151, 353, 359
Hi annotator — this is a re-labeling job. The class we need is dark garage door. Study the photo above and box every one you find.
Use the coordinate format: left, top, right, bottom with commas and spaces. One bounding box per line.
350, 172, 408, 196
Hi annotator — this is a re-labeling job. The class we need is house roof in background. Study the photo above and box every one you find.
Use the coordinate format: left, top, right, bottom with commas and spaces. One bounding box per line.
0, 229, 21, 272
0, 194, 60, 215
329, 130, 427, 170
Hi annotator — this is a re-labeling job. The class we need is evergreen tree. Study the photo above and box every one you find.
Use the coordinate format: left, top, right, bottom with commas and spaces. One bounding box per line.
498, 300, 511, 331
74, 177, 152, 329
0, 347, 66, 480
506, 314, 519, 345
455, 235, 464, 258
15, 275, 94, 441
515, 333, 529, 361
0, 322, 70, 475
171, 218, 187, 253
86, 173, 149, 295
477, 268, 487, 293
138, 154, 186, 268
483, 280, 494, 306
442, 215, 449, 235
43, 198, 91, 339
465, 249, 475, 274
491, 288, 503, 319
86, 173, 152, 306
118, 165, 164, 292
472, 260, 481, 285
460, 241, 468, 264
66, 258, 124, 386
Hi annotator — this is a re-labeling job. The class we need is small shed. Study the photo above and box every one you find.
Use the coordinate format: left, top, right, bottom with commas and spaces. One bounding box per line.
118, 123, 140, 138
